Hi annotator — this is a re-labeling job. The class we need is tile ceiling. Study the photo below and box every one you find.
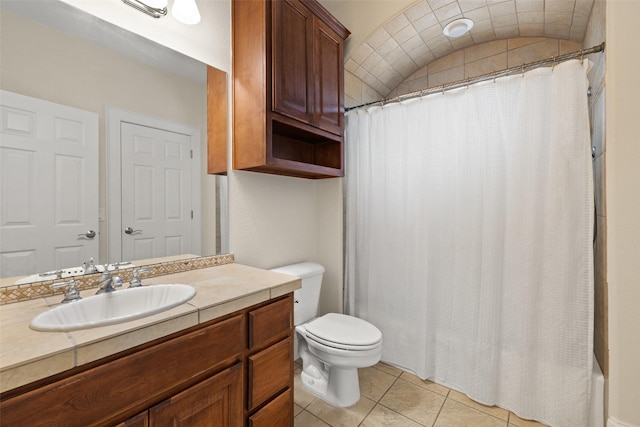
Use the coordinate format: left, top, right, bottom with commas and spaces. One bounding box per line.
344, 0, 595, 96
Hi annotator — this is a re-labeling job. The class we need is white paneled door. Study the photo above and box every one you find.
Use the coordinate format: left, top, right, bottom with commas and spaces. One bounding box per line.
120, 122, 193, 261
0, 90, 99, 278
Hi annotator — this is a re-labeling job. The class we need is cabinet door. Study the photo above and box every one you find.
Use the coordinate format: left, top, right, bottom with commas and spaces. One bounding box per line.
313, 17, 344, 135
272, 0, 313, 124
149, 363, 243, 427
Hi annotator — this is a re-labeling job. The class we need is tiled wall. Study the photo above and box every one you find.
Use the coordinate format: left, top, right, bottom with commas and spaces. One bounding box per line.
345, 37, 583, 109
584, 0, 607, 380
589, 53, 607, 377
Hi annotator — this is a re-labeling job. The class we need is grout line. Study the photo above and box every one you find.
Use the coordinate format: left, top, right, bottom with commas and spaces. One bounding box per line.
431, 396, 447, 427
299, 409, 330, 426
357, 398, 378, 427
375, 400, 430, 427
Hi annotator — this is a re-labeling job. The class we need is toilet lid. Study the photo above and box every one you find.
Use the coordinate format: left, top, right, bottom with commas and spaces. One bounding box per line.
305, 313, 382, 347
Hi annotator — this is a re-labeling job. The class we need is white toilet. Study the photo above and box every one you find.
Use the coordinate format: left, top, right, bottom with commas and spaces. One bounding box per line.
271, 262, 382, 407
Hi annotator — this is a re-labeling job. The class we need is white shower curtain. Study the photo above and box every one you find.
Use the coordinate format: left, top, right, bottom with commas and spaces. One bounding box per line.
345, 60, 593, 426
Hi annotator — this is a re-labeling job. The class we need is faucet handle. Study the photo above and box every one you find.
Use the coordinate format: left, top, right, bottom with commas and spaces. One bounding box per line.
39, 269, 63, 279
51, 280, 81, 303
129, 268, 150, 288
112, 275, 124, 289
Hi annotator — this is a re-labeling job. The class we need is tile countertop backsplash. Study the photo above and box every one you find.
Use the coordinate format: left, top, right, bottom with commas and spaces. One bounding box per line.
0, 261, 301, 394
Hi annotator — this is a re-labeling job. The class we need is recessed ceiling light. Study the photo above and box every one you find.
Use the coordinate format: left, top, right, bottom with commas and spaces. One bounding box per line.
443, 18, 474, 38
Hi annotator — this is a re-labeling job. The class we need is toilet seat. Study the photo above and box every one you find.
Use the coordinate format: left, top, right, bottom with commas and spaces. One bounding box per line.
304, 313, 382, 351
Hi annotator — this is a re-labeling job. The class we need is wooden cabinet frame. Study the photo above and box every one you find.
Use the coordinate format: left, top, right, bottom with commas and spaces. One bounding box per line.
231, 0, 350, 179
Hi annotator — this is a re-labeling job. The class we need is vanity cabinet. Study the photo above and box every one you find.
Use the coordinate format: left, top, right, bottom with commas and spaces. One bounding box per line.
232, 0, 350, 179
0, 294, 294, 427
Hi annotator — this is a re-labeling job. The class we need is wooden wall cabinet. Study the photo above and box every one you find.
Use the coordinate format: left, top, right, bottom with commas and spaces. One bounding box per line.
0, 295, 294, 427
232, 0, 350, 179
207, 66, 229, 175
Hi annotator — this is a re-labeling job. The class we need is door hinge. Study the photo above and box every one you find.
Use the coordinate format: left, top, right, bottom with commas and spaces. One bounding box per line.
190, 149, 193, 159
191, 210, 194, 219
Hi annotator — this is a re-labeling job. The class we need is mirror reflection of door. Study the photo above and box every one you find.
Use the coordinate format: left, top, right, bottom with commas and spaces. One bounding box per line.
0, 91, 98, 278
120, 122, 195, 261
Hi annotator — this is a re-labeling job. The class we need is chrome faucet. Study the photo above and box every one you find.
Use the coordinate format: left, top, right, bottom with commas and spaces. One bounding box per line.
129, 268, 150, 288
51, 280, 81, 303
83, 257, 98, 274
96, 268, 123, 294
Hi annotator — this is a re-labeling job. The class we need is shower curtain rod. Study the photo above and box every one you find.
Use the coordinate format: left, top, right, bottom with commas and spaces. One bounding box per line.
345, 42, 605, 112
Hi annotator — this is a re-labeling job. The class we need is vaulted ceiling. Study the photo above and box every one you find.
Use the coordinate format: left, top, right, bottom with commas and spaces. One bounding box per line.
320, 0, 595, 96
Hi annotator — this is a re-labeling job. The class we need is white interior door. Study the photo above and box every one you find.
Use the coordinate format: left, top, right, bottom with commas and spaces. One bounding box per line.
0, 90, 98, 278
120, 122, 193, 261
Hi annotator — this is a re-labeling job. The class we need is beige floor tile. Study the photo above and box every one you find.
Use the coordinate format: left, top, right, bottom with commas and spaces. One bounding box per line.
306, 395, 376, 427
508, 412, 549, 426
294, 410, 330, 427
434, 399, 507, 427
294, 403, 304, 417
295, 365, 318, 408
447, 390, 509, 421
358, 366, 397, 401
373, 362, 403, 377
399, 371, 450, 396
379, 379, 446, 426
361, 404, 423, 427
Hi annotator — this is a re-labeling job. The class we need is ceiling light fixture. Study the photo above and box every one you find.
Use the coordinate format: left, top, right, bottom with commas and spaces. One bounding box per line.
122, 0, 200, 25
443, 18, 474, 38
172, 0, 201, 25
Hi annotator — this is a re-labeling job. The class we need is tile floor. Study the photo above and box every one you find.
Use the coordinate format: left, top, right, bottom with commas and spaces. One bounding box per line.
294, 361, 549, 427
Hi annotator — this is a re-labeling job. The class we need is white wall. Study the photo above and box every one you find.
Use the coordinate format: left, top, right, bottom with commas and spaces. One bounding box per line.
606, 0, 640, 425
60, 0, 230, 73
228, 171, 344, 316
228, 171, 319, 268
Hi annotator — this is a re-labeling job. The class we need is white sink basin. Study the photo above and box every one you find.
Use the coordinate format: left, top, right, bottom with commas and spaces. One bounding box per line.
30, 284, 196, 332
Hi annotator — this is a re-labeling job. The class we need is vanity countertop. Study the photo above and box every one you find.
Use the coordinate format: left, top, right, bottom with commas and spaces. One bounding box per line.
0, 262, 301, 394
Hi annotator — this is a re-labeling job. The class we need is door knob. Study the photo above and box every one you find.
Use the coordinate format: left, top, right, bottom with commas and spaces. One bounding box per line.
124, 227, 142, 235
78, 230, 96, 239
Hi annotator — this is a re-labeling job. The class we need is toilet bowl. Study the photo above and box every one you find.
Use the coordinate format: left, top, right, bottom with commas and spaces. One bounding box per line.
271, 262, 382, 407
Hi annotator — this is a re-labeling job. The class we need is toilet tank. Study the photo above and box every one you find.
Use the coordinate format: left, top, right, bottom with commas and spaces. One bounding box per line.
270, 262, 324, 326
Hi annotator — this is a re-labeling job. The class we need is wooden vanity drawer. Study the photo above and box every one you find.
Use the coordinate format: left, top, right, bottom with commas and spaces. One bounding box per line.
247, 337, 292, 410
0, 315, 244, 427
248, 295, 292, 349
249, 388, 292, 427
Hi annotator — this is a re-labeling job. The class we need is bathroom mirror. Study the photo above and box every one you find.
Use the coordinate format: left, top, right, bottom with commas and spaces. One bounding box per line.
0, 0, 228, 283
